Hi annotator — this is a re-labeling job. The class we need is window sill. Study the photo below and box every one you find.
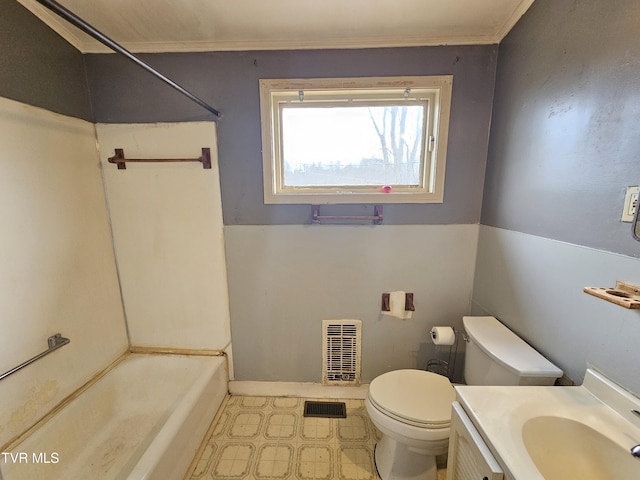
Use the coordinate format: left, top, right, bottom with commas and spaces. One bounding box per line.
263, 190, 444, 204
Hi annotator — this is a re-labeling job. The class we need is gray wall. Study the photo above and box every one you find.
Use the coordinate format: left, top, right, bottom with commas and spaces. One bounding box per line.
226, 225, 478, 383
84, 46, 498, 225
482, 0, 640, 258
83, 46, 498, 383
473, 226, 640, 394
0, 0, 92, 120
475, 0, 640, 393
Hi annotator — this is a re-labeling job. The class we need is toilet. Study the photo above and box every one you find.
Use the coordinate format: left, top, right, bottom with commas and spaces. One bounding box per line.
365, 316, 563, 480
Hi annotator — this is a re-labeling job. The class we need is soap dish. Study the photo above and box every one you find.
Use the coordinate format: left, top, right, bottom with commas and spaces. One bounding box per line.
583, 281, 640, 309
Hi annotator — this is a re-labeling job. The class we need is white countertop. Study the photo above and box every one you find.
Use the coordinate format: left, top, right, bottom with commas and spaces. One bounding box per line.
454, 369, 640, 480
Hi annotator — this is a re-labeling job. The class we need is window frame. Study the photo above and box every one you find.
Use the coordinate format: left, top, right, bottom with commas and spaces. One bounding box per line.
259, 76, 453, 204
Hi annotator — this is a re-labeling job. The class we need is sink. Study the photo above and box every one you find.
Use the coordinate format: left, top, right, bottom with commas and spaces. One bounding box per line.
455, 368, 640, 480
522, 416, 638, 479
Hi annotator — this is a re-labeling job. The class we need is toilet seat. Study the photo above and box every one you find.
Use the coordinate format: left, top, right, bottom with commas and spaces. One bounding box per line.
367, 369, 455, 429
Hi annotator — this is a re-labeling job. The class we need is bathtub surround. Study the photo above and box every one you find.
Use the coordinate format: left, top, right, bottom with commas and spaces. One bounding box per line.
0, 102, 233, 477
0, 7, 235, 469
96, 122, 232, 351
0, 97, 128, 448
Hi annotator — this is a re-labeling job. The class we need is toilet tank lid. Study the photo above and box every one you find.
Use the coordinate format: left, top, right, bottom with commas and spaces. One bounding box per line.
463, 316, 563, 378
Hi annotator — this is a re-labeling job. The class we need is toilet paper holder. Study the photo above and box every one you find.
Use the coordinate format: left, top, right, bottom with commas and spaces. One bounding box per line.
427, 327, 460, 380
381, 292, 415, 312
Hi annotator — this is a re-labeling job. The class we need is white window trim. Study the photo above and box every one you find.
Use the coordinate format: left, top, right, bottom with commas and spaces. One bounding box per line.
259, 76, 453, 204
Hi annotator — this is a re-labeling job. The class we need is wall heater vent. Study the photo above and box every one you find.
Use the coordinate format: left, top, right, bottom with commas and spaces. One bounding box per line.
322, 319, 362, 385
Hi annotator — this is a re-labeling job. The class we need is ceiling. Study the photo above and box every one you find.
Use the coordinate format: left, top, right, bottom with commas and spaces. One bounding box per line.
18, 0, 535, 54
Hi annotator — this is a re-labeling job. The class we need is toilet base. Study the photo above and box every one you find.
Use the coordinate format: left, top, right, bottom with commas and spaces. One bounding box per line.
374, 434, 438, 480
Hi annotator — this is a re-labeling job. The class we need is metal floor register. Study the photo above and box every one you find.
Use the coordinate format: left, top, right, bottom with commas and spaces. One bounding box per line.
303, 401, 347, 418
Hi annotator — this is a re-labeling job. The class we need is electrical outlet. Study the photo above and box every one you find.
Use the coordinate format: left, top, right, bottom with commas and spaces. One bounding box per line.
630, 192, 639, 215
622, 186, 639, 222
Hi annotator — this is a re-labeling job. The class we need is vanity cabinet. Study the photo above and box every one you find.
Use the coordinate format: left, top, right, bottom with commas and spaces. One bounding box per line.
446, 401, 504, 480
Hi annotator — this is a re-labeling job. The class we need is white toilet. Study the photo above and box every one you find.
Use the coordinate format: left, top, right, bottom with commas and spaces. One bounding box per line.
365, 316, 563, 480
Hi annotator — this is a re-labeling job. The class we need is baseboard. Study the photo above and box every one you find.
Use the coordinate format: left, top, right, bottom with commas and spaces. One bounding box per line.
229, 381, 369, 399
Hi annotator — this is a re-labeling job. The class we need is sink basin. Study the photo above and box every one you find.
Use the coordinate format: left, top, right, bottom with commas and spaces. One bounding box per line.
455, 368, 640, 479
522, 416, 638, 479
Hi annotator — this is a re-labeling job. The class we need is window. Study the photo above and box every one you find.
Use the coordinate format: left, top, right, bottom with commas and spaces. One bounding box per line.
259, 76, 453, 204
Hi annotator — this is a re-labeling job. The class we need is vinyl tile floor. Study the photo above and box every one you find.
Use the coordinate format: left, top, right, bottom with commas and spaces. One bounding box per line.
187, 395, 447, 480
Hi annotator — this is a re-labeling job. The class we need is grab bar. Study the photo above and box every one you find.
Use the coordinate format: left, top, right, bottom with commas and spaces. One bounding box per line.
0, 334, 70, 381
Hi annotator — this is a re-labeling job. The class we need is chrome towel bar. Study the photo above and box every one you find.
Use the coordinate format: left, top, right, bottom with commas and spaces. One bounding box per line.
0, 334, 70, 381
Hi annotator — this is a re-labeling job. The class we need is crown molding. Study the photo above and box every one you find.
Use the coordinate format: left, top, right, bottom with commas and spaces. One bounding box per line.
495, 0, 535, 42
76, 34, 502, 54
19, 0, 528, 54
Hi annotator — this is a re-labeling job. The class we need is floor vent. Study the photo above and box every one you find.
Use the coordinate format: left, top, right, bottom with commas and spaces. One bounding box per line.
322, 319, 362, 385
303, 401, 347, 418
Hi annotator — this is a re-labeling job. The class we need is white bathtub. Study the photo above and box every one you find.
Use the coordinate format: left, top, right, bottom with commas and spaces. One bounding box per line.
1, 353, 227, 480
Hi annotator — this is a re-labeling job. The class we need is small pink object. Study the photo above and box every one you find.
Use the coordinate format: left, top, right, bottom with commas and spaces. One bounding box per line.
381, 185, 392, 193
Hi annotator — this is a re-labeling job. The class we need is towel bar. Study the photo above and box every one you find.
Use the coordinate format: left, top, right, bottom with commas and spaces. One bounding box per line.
108, 148, 212, 170
312, 205, 383, 224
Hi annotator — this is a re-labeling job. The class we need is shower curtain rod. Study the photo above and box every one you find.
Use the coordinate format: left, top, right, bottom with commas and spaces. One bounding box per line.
34, 0, 222, 118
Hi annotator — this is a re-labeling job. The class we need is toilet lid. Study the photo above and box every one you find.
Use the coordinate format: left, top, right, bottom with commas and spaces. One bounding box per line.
368, 370, 455, 428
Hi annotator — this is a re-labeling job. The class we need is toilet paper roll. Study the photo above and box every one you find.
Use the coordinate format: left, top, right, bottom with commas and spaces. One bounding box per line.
430, 326, 456, 346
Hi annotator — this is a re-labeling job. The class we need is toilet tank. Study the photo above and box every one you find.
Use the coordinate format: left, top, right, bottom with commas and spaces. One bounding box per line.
462, 316, 563, 386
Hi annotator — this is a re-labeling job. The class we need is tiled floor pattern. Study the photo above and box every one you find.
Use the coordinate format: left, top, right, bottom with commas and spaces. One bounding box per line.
188, 395, 447, 480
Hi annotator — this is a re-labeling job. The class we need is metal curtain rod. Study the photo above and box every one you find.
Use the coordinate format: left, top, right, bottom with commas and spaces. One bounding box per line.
34, 0, 222, 118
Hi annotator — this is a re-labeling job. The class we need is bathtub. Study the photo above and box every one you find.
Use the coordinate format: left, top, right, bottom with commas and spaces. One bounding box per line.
1, 353, 227, 480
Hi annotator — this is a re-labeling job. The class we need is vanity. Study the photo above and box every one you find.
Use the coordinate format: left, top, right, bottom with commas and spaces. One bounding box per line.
446, 368, 640, 480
